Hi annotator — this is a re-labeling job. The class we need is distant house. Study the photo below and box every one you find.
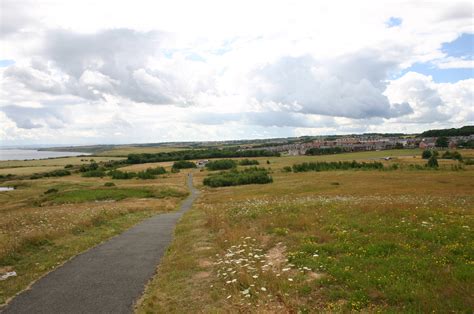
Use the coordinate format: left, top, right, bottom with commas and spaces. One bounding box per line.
419, 138, 436, 150
196, 160, 209, 167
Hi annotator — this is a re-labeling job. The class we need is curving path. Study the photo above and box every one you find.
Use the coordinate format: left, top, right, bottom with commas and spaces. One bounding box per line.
2, 173, 199, 314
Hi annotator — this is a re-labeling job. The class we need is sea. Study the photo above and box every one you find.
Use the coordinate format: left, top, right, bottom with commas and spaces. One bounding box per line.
0, 149, 90, 161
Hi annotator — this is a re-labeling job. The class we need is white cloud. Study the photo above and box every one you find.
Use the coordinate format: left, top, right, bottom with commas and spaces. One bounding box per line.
0, 0, 473, 145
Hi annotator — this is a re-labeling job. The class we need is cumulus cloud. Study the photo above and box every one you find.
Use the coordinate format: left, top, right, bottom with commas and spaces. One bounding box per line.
250, 53, 413, 119
0, 0, 472, 145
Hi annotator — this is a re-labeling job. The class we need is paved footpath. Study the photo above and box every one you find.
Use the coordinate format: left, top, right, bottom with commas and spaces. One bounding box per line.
2, 173, 199, 314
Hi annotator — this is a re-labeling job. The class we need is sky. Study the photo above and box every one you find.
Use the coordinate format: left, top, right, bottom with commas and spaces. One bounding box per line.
0, 0, 473, 146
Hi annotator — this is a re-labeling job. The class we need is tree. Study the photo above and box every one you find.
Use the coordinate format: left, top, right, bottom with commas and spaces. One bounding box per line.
435, 136, 449, 148
421, 150, 432, 159
426, 156, 439, 168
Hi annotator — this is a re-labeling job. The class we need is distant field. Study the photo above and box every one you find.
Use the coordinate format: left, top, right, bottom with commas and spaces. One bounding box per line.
96, 146, 187, 157
0, 156, 124, 168
138, 149, 474, 312
0, 166, 65, 176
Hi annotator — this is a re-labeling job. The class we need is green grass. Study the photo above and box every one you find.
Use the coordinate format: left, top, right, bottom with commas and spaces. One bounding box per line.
138, 160, 474, 312
45, 187, 186, 204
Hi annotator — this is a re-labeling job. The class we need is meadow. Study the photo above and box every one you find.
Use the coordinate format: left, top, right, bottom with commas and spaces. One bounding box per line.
137, 149, 474, 312
0, 156, 188, 305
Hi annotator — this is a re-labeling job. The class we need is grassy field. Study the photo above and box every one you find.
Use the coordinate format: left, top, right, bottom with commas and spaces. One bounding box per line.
96, 146, 187, 157
137, 149, 474, 312
0, 162, 189, 306
0, 156, 124, 169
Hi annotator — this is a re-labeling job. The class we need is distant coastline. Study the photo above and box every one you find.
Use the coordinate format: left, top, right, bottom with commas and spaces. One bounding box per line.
0, 149, 91, 161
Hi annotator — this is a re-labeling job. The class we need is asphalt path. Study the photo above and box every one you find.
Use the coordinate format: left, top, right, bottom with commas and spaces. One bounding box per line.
2, 173, 199, 314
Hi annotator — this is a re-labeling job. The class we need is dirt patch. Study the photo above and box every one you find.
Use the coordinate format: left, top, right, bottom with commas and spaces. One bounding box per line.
193, 271, 211, 280
198, 259, 213, 268
307, 271, 325, 281
266, 242, 287, 271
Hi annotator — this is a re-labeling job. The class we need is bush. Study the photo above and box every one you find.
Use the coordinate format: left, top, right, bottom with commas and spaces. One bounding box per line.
463, 158, 474, 165
104, 182, 116, 187
44, 188, 58, 194
137, 171, 156, 179
109, 170, 136, 179
238, 159, 260, 166
64, 164, 74, 169
172, 160, 197, 169
282, 166, 292, 172
441, 151, 463, 161
203, 167, 273, 187
426, 156, 439, 168
422, 150, 432, 159
79, 162, 99, 172
145, 167, 167, 175
292, 161, 384, 172
435, 136, 449, 148
82, 170, 106, 177
305, 147, 344, 155
206, 159, 237, 170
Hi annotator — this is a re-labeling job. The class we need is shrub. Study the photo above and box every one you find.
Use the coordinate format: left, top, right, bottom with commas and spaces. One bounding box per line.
463, 158, 474, 165
172, 160, 197, 169
82, 170, 106, 177
64, 164, 74, 169
79, 162, 99, 172
109, 170, 136, 179
422, 150, 432, 159
238, 159, 259, 166
137, 171, 156, 179
32, 169, 72, 179
305, 147, 344, 155
203, 167, 273, 187
435, 136, 449, 148
441, 151, 463, 161
282, 166, 292, 172
426, 156, 439, 168
292, 161, 384, 172
44, 188, 58, 194
104, 182, 116, 187
145, 167, 166, 175
206, 159, 237, 170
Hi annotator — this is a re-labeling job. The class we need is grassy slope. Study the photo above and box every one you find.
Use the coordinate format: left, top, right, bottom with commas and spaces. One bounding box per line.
137, 151, 474, 312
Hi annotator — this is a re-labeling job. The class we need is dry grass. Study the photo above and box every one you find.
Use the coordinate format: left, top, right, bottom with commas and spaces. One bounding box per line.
137, 150, 474, 312
0, 156, 124, 168
0, 169, 189, 305
0, 166, 64, 176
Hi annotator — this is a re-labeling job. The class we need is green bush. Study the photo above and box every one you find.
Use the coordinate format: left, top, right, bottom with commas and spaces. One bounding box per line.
426, 156, 439, 168
64, 164, 74, 169
206, 159, 237, 170
282, 166, 292, 172
145, 167, 167, 175
238, 159, 260, 166
441, 151, 463, 161
422, 150, 432, 159
44, 188, 58, 194
172, 160, 196, 169
292, 161, 384, 172
305, 147, 344, 155
82, 170, 106, 177
109, 170, 136, 179
137, 171, 156, 179
79, 162, 99, 172
203, 167, 273, 187
104, 182, 116, 187
31, 169, 71, 179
